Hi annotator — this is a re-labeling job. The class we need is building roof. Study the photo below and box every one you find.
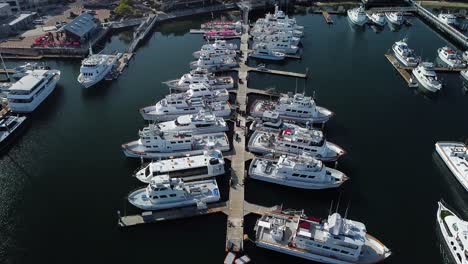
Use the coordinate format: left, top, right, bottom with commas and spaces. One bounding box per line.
62, 12, 97, 38
0, 3, 10, 9
8, 12, 35, 26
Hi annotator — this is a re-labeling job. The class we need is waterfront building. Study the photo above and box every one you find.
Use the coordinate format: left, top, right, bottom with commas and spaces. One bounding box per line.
62, 12, 99, 42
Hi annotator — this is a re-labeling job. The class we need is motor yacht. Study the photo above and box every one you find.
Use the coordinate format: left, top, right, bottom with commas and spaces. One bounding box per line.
140, 100, 231, 122
77, 48, 121, 88
248, 128, 346, 162
435, 141, 468, 191
367, 12, 386, 27
254, 210, 391, 264
122, 130, 230, 159
128, 176, 220, 210
412, 62, 442, 92
438, 46, 466, 68
392, 39, 420, 67
249, 154, 348, 189
436, 201, 468, 264
7, 69, 61, 113
347, 6, 368, 26
135, 150, 225, 183
249, 44, 286, 61
164, 68, 234, 91
250, 93, 334, 124
385, 12, 404, 25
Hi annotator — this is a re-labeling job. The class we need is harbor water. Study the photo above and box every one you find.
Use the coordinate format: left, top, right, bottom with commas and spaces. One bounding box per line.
1, 12, 468, 264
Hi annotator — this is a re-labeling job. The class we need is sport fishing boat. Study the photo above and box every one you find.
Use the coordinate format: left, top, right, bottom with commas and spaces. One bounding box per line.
254, 210, 391, 264
254, 32, 301, 46
128, 176, 220, 210
385, 12, 404, 25
436, 201, 468, 264
412, 62, 442, 92
249, 154, 348, 189
367, 12, 386, 27
392, 40, 420, 67
438, 46, 466, 68
204, 30, 241, 40
193, 47, 237, 59
0, 113, 27, 152
190, 54, 238, 72
135, 150, 225, 183
435, 141, 468, 191
249, 44, 286, 61
121, 130, 230, 159
164, 68, 234, 91
77, 48, 121, 88
347, 5, 368, 26
248, 128, 346, 162
7, 69, 61, 113
438, 13, 458, 26
147, 109, 228, 135
250, 93, 334, 124
140, 99, 231, 122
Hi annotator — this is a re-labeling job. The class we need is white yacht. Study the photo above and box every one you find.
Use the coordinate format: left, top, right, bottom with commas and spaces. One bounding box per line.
254, 210, 391, 264
264, 5, 302, 30
193, 44, 238, 59
163, 84, 230, 103
249, 115, 304, 133
367, 13, 386, 27
147, 109, 228, 135
135, 150, 225, 183
392, 40, 420, 67
435, 141, 468, 192
438, 46, 466, 68
385, 12, 404, 25
412, 62, 442, 92
128, 176, 220, 211
438, 13, 458, 26
249, 154, 348, 189
210, 40, 238, 50
77, 49, 121, 88
249, 44, 286, 61
164, 68, 234, 91
140, 100, 231, 122
190, 55, 238, 72
254, 39, 299, 55
250, 93, 334, 124
11, 62, 48, 79
347, 6, 368, 26
461, 70, 468, 82
437, 202, 468, 264
248, 129, 346, 162
254, 32, 301, 47
121, 130, 230, 159
7, 69, 61, 113
0, 114, 27, 151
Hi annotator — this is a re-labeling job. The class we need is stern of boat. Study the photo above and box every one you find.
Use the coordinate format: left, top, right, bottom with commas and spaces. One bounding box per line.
359, 234, 392, 264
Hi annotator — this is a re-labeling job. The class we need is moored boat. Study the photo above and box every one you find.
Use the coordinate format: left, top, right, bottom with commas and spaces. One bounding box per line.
412, 62, 442, 92
435, 141, 468, 191
436, 201, 468, 264
438, 46, 466, 68
347, 6, 368, 26
392, 39, 420, 67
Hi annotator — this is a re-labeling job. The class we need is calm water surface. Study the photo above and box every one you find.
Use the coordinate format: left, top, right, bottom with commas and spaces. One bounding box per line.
0, 11, 467, 264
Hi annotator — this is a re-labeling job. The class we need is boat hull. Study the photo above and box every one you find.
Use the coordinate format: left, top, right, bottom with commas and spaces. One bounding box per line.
435, 142, 468, 191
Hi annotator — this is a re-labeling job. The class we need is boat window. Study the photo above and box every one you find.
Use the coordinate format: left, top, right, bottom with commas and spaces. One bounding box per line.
153, 195, 158, 199
169, 194, 176, 197
308, 176, 315, 178
160, 195, 167, 199
209, 158, 220, 165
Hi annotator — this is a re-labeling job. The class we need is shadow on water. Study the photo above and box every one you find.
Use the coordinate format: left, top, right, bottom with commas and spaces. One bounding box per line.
81, 82, 114, 99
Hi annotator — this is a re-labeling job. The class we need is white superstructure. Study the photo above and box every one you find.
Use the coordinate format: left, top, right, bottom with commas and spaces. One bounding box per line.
249, 43, 286, 61
77, 49, 121, 88
128, 176, 220, 210
248, 128, 345, 162
347, 6, 368, 26
412, 62, 442, 92
249, 154, 348, 189
135, 150, 225, 183
254, 39, 299, 55
253, 32, 301, 46
367, 13, 386, 27
436, 202, 468, 264
435, 141, 468, 192
164, 68, 234, 91
438, 46, 466, 68
250, 93, 334, 124
193, 44, 238, 59
392, 40, 420, 67
7, 69, 61, 113
254, 210, 391, 264
385, 12, 404, 25
121, 130, 230, 159
164, 84, 230, 103
148, 109, 228, 135
190, 54, 238, 72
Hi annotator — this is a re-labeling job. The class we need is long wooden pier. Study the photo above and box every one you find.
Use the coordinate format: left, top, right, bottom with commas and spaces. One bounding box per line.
239, 66, 308, 79
384, 54, 414, 86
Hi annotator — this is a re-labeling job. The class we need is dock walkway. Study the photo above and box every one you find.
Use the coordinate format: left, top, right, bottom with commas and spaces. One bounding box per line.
322, 11, 333, 24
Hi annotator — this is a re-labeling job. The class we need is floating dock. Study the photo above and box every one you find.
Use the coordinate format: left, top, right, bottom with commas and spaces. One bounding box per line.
238, 65, 308, 79
384, 54, 414, 86
322, 11, 333, 24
